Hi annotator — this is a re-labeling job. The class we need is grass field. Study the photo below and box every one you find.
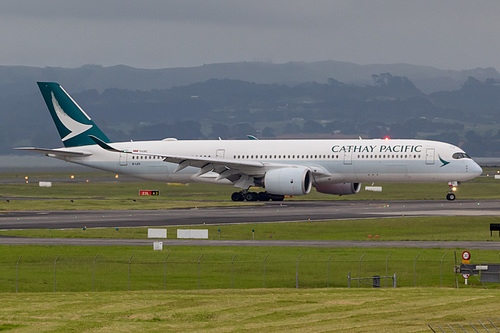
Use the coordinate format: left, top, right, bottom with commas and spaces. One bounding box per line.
0, 169, 499, 211
1, 288, 500, 332
1, 171, 500, 331
1, 244, 499, 292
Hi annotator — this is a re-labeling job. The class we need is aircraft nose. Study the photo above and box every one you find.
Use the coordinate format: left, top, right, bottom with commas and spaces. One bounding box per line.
469, 161, 483, 177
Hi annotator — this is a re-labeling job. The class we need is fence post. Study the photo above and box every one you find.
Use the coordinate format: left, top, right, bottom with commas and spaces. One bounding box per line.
128, 254, 133, 291
164, 254, 170, 291
327, 253, 334, 288
296, 254, 302, 289
54, 255, 60, 293
440, 252, 447, 287
231, 255, 237, 289
92, 254, 98, 292
454, 251, 459, 289
16, 256, 22, 293
413, 252, 421, 287
348, 272, 351, 288
385, 253, 392, 287
263, 254, 269, 288
197, 254, 203, 290
358, 253, 366, 288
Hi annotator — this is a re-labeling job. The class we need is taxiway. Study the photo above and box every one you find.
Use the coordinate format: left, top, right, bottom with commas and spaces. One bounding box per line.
1, 199, 499, 248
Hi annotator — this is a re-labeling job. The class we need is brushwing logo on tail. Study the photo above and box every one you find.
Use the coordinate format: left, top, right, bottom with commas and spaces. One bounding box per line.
51, 92, 92, 141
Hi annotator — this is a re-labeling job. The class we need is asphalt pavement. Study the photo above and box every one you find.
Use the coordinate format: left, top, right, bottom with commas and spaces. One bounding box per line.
1, 199, 499, 248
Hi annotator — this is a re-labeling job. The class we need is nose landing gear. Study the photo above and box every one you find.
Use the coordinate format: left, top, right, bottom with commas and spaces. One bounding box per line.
446, 181, 459, 201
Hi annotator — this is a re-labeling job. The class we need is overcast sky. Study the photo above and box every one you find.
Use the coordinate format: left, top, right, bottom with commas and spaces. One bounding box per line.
1, 0, 500, 70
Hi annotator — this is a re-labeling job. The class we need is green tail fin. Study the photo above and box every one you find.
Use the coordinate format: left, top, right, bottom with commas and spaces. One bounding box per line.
37, 82, 111, 147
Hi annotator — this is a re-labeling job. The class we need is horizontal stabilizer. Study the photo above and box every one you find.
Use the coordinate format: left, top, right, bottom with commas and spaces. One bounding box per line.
15, 147, 92, 157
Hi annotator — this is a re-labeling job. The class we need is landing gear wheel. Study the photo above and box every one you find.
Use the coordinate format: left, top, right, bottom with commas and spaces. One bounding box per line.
231, 192, 245, 202
446, 193, 456, 201
245, 192, 259, 201
270, 194, 285, 201
258, 192, 271, 201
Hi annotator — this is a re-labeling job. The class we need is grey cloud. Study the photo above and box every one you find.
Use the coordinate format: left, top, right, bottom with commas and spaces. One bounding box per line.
1, 0, 500, 70
0, 0, 337, 27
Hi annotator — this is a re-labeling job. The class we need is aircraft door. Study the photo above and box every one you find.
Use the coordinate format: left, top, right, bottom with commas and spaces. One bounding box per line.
425, 148, 435, 165
119, 152, 128, 166
343, 151, 353, 165
216, 149, 225, 159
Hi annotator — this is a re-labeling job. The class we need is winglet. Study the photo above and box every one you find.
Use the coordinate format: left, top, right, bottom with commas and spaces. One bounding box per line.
88, 135, 124, 153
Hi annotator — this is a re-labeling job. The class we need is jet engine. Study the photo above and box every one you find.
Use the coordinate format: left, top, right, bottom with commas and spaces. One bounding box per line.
264, 167, 312, 196
314, 182, 361, 195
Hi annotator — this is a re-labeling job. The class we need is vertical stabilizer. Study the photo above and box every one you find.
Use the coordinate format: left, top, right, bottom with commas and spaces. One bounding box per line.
37, 82, 111, 147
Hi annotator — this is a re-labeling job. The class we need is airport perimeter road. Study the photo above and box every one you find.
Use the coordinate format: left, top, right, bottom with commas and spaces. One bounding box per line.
0, 199, 499, 230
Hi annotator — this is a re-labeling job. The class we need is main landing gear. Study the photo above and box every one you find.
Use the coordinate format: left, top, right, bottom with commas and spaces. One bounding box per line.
231, 191, 284, 202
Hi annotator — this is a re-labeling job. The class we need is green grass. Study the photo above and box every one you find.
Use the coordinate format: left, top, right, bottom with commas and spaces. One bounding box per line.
0, 288, 500, 332
0, 172, 262, 210
1, 245, 499, 292
1, 171, 500, 331
0, 170, 499, 211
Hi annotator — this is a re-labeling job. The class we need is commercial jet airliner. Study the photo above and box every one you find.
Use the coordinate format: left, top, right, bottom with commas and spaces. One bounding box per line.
17, 82, 483, 201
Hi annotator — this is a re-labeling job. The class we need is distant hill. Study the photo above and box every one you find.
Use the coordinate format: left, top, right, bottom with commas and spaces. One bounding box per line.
2, 62, 500, 158
1, 61, 499, 95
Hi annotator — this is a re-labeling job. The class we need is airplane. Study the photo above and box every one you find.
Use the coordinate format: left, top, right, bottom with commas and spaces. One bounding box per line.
17, 82, 483, 202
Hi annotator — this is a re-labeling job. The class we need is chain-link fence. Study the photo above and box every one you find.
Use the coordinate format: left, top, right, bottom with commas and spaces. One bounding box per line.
1, 251, 485, 292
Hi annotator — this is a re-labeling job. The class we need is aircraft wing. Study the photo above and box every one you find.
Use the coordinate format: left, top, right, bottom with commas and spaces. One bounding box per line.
165, 155, 330, 189
15, 147, 92, 157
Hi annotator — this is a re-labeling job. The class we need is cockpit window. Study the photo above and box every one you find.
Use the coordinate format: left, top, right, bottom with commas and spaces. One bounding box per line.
452, 152, 471, 159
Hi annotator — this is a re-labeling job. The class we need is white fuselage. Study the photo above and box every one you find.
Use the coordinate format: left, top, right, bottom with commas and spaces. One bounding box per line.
54, 138, 482, 187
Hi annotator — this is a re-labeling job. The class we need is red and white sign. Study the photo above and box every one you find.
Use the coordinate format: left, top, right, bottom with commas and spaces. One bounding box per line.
462, 274, 470, 279
462, 251, 471, 261
139, 190, 160, 196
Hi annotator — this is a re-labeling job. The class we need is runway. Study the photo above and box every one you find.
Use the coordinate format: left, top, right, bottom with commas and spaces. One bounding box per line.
1, 199, 499, 248
1, 199, 500, 230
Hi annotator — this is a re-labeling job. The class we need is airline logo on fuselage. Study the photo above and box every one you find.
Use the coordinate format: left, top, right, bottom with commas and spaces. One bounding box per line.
51, 92, 92, 141
331, 144, 422, 153
439, 155, 450, 167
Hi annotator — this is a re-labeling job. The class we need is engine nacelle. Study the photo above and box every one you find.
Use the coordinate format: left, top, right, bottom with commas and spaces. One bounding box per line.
264, 168, 312, 196
315, 182, 361, 195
